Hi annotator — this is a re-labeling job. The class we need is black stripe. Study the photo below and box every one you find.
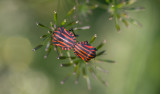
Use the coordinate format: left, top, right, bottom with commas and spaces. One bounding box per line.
74, 47, 87, 60
54, 32, 75, 46
75, 45, 89, 57
77, 44, 93, 55
54, 34, 73, 48
59, 27, 75, 39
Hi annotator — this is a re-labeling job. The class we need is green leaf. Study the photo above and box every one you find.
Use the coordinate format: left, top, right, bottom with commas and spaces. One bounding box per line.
60, 73, 71, 84
65, 20, 79, 27
96, 40, 106, 50
53, 11, 57, 25
89, 34, 97, 44
96, 66, 108, 73
40, 34, 48, 39
122, 19, 129, 27
44, 45, 52, 59
96, 50, 106, 56
36, 22, 51, 30
97, 75, 108, 87
60, 19, 67, 26
75, 69, 81, 84
124, 7, 144, 11
59, 56, 76, 60
73, 63, 80, 75
45, 41, 51, 51
116, 23, 120, 32
60, 63, 73, 67
115, 15, 120, 32
97, 59, 115, 63
82, 66, 86, 77
32, 45, 43, 51
67, 51, 73, 64
82, 66, 91, 90
89, 66, 108, 87
88, 67, 98, 80
66, 6, 76, 17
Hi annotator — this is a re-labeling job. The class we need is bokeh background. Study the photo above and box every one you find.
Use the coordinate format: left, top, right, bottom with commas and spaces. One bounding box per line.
0, 0, 160, 94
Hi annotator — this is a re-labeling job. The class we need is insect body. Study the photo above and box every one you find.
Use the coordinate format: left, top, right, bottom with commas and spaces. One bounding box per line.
52, 27, 76, 50
52, 27, 96, 62
73, 41, 96, 62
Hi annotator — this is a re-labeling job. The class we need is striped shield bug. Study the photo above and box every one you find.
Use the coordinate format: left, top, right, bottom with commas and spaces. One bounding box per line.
73, 41, 96, 62
52, 27, 76, 50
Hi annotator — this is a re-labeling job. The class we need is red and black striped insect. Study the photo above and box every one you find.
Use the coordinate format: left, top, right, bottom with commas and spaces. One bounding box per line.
52, 27, 96, 62
52, 27, 76, 50
73, 41, 96, 62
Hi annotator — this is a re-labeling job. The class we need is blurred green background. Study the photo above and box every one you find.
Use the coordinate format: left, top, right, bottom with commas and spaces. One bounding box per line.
0, 0, 160, 94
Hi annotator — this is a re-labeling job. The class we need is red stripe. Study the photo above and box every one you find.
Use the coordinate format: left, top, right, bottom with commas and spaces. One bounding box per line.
63, 27, 71, 36
74, 48, 86, 61
75, 45, 89, 57
78, 44, 93, 54
55, 34, 74, 46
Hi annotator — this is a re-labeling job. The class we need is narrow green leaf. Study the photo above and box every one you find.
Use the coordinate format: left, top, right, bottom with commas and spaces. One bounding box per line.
96, 40, 106, 50
32, 45, 43, 51
57, 46, 63, 56
48, 31, 53, 34
53, 11, 57, 25
36, 22, 51, 30
82, 66, 86, 77
90, 66, 108, 87
65, 20, 79, 27
75, 69, 81, 84
73, 63, 80, 75
40, 35, 48, 39
97, 75, 108, 87
116, 23, 120, 32
88, 67, 98, 80
82, 66, 91, 90
66, 6, 76, 17
60, 73, 71, 84
72, 59, 82, 65
97, 59, 115, 63
44, 45, 52, 59
86, 76, 91, 90
45, 41, 51, 51
122, 19, 129, 27
50, 22, 55, 31
67, 51, 73, 64
61, 19, 67, 26
89, 34, 97, 44
124, 7, 144, 11
60, 63, 73, 67
96, 66, 108, 73
96, 50, 106, 56
115, 14, 120, 32
59, 56, 76, 60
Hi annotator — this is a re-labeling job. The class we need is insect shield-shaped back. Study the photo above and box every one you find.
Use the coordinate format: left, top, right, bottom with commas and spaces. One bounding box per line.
73, 41, 96, 62
52, 27, 76, 50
